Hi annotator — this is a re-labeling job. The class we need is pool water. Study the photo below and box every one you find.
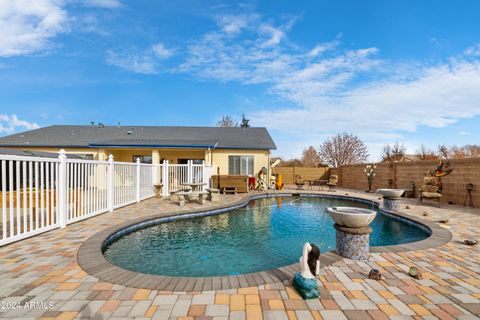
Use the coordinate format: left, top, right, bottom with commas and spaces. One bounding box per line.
103, 196, 430, 277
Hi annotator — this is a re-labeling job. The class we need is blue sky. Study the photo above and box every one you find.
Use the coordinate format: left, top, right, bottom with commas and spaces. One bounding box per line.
1, 0, 480, 160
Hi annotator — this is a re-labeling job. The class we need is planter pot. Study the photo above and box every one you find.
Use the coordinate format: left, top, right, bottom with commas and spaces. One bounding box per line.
154, 184, 163, 198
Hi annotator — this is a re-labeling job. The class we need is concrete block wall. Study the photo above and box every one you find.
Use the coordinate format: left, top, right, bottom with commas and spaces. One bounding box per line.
333, 158, 480, 206
274, 167, 329, 185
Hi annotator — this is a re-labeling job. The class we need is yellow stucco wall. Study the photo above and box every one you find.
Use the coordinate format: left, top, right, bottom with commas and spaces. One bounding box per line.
108, 149, 152, 162
155, 149, 206, 164
211, 149, 270, 176
110, 149, 207, 164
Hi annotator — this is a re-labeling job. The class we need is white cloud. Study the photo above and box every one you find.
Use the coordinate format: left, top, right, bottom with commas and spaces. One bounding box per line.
259, 24, 284, 47
216, 14, 258, 35
178, 17, 301, 84
464, 44, 480, 56
459, 131, 470, 135
82, 0, 122, 8
255, 60, 480, 159
106, 43, 174, 74
0, 114, 40, 134
307, 41, 339, 58
0, 0, 69, 57
177, 13, 480, 159
106, 49, 157, 74
152, 43, 174, 59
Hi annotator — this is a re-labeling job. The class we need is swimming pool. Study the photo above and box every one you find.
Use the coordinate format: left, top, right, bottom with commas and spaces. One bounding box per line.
103, 196, 430, 277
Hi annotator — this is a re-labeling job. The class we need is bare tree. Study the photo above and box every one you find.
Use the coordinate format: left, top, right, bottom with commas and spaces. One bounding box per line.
465, 145, 480, 158
437, 144, 480, 159
449, 144, 480, 159
279, 159, 304, 167
416, 144, 438, 160
216, 115, 238, 127
301, 146, 321, 167
381, 142, 407, 162
438, 144, 449, 159
319, 133, 369, 167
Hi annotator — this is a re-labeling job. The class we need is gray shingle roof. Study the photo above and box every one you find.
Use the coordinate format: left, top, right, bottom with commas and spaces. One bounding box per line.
0, 125, 277, 150
0, 148, 83, 159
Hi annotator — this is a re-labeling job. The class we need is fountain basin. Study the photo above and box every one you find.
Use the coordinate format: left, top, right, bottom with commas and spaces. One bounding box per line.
326, 207, 377, 228
377, 189, 404, 199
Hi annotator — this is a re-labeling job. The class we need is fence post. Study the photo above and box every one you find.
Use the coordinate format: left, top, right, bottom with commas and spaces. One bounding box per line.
152, 161, 158, 186
108, 155, 114, 212
136, 158, 141, 202
162, 160, 169, 196
58, 149, 67, 228
187, 160, 193, 184
202, 160, 207, 191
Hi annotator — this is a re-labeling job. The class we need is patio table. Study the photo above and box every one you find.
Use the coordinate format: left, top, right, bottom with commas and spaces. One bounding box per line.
305, 179, 328, 190
181, 182, 207, 193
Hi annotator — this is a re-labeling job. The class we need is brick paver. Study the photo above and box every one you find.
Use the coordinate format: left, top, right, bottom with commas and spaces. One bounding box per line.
0, 188, 479, 319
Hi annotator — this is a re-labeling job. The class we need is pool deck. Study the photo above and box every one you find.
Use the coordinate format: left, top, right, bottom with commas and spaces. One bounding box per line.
0, 188, 479, 319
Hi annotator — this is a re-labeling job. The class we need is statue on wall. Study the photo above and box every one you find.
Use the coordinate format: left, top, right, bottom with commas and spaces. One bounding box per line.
426, 160, 453, 177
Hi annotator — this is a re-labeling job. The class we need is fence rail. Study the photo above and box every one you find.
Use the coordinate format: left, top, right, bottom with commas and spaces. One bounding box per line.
0, 152, 212, 247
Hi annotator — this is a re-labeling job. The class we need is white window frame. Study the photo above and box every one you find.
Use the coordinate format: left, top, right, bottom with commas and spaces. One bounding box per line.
228, 155, 254, 176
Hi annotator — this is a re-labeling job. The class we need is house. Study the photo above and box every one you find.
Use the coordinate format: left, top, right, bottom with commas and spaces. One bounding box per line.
0, 125, 277, 179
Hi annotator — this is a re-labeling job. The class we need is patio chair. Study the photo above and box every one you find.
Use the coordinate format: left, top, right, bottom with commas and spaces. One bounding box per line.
419, 176, 442, 206
206, 188, 220, 201
295, 175, 305, 190
326, 174, 338, 191
403, 181, 416, 198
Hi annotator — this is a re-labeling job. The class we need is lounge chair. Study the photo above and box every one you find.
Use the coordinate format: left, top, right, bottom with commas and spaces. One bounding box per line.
326, 174, 338, 191
419, 176, 442, 206
295, 175, 305, 190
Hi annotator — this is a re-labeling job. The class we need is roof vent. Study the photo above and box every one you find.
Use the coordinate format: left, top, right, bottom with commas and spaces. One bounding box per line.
127, 130, 132, 135
99, 123, 105, 128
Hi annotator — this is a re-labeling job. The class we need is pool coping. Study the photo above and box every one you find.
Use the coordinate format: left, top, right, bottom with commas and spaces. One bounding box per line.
77, 191, 452, 292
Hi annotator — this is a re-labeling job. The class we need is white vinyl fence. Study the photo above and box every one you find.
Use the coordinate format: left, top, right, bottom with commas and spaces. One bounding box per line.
0, 152, 212, 246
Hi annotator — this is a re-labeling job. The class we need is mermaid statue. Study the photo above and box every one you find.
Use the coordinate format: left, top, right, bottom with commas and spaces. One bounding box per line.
292, 242, 320, 299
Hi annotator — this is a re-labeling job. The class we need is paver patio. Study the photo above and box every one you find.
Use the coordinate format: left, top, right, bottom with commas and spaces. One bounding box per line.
0, 188, 479, 320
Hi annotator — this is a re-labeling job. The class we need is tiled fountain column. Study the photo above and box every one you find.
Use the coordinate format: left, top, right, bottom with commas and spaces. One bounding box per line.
334, 224, 372, 260
383, 197, 401, 212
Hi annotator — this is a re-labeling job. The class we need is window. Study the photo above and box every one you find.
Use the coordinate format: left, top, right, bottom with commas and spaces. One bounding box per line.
77, 154, 94, 160
178, 159, 204, 164
132, 155, 152, 164
228, 156, 254, 176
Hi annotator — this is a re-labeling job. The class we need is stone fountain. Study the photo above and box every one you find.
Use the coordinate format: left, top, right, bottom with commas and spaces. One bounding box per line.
326, 207, 377, 260
377, 189, 404, 212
